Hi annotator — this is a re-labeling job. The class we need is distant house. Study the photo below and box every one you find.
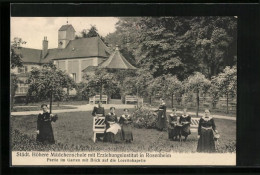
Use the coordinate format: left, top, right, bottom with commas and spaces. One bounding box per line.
12, 24, 110, 96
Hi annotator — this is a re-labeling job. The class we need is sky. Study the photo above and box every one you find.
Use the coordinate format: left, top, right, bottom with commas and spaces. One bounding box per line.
11, 17, 119, 49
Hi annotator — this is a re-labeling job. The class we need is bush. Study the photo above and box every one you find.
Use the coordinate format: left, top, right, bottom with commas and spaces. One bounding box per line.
132, 107, 157, 129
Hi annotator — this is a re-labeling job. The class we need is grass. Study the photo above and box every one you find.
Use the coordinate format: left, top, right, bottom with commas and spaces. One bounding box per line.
14, 100, 89, 107
12, 105, 77, 112
11, 109, 236, 152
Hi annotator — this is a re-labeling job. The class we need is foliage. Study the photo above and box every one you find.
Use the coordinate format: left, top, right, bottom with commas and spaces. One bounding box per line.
27, 63, 76, 108
11, 74, 18, 109
82, 69, 118, 99
10, 37, 26, 69
105, 17, 237, 79
10, 37, 26, 109
210, 66, 237, 113
132, 107, 158, 129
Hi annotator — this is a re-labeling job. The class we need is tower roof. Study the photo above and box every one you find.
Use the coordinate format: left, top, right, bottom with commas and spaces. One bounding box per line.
58, 24, 76, 32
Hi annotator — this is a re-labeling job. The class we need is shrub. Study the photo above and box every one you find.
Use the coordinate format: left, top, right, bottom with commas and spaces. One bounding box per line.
132, 107, 157, 129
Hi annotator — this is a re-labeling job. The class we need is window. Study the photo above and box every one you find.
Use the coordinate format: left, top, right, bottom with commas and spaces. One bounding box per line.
18, 66, 28, 73
72, 73, 76, 82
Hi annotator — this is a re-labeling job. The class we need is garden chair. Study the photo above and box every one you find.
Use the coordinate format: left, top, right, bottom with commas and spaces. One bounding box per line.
93, 116, 106, 143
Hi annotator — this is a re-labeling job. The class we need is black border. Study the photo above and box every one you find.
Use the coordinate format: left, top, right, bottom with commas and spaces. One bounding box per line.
2, 2, 260, 174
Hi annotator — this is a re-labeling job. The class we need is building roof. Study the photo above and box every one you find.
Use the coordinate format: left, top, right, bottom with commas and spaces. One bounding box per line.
50, 37, 110, 60
13, 48, 42, 64
15, 37, 110, 64
58, 24, 76, 32
99, 47, 137, 70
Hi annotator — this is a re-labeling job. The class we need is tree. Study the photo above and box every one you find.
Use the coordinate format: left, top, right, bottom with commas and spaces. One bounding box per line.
185, 72, 211, 117
27, 63, 75, 112
163, 75, 183, 108
83, 69, 117, 102
10, 37, 26, 109
105, 17, 237, 79
211, 66, 237, 113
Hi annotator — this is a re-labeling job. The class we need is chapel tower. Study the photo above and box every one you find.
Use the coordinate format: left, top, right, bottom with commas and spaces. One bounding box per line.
58, 24, 75, 49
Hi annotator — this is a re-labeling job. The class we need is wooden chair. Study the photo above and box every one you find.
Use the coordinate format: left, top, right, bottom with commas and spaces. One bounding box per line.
93, 116, 106, 143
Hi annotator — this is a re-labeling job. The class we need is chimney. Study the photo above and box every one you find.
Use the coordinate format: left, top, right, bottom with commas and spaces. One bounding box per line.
42, 36, 48, 58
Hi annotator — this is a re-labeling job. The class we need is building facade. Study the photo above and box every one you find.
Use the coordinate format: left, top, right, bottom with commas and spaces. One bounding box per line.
12, 24, 110, 96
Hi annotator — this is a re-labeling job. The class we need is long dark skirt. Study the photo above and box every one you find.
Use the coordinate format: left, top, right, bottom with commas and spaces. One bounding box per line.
157, 111, 167, 130
122, 124, 133, 142
197, 129, 216, 153
103, 130, 123, 143
168, 126, 181, 139
181, 124, 191, 136
36, 123, 55, 144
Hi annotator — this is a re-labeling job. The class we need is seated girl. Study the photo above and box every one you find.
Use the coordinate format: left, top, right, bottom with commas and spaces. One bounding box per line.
103, 107, 122, 143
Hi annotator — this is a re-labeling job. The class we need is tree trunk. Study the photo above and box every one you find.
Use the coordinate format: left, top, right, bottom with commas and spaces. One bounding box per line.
100, 82, 103, 103
149, 96, 152, 105
171, 93, 174, 108
196, 91, 199, 117
50, 91, 53, 114
226, 92, 229, 114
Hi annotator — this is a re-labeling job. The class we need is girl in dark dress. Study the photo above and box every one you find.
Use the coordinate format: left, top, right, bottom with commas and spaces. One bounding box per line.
36, 104, 58, 144
103, 107, 123, 143
156, 98, 167, 131
197, 109, 219, 153
119, 109, 133, 143
168, 108, 180, 141
179, 108, 191, 141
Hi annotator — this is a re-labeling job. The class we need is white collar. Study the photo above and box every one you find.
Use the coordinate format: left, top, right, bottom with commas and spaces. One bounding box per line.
202, 116, 212, 121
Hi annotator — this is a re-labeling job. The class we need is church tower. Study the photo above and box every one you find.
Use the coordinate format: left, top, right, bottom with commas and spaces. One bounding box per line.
58, 24, 75, 49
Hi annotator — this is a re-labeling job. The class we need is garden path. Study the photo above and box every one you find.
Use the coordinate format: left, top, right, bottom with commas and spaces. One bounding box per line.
11, 104, 236, 121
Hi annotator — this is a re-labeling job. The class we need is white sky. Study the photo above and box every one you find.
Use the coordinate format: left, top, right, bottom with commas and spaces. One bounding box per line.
11, 17, 119, 49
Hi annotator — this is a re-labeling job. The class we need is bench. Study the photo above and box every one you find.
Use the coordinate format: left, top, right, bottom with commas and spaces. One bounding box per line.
89, 95, 108, 104
175, 117, 200, 133
190, 117, 200, 132
93, 116, 106, 143
125, 95, 143, 105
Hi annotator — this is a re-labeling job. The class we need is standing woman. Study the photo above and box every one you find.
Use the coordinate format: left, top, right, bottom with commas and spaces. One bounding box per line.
36, 104, 58, 144
197, 109, 219, 153
103, 107, 122, 143
156, 98, 167, 131
168, 108, 179, 141
119, 109, 133, 143
179, 108, 191, 141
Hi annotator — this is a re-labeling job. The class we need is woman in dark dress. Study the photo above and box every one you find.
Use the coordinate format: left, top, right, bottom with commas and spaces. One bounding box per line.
36, 104, 58, 144
168, 108, 180, 141
119, 109, 133, 143
103, 107, 123, 143
156, 98, 167, 131
179, 108, 191, 141
197, 109, 219, 153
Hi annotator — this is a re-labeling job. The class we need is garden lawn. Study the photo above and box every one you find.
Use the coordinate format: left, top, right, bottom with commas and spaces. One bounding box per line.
11, 110, 236, 152
12, 105, 77, 112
